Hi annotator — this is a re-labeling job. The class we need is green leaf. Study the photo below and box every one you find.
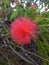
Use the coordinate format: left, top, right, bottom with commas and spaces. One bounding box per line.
40, 35, 49, 53
10, 10, 18, 21
36, 37, 49, 65
2, 29, 8, 34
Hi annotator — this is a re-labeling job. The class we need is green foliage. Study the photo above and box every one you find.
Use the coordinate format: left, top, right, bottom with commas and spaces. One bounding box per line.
9, 4, 37, 21
10, 10, 18, 21
41, 12, 49, 18
9, 4, 49, 65
36, 34, 49, 65
1, 2, 49, 65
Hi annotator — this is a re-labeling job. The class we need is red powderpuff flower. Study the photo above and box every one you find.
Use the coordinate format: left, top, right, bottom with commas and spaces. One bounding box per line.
31, 5, 36, 9
10, 16, 39, 46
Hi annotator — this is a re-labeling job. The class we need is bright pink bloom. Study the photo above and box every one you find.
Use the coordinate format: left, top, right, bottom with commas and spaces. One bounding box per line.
10, 16, 39, 46
31, 5, 36, 9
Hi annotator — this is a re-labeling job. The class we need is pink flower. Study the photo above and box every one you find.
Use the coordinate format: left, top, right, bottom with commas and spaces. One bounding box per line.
31, 5, 36, 9
10, 16, 39, 46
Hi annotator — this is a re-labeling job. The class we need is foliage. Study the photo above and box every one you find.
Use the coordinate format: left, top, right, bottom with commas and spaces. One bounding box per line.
9, 4, 49, 65
0, 1, 49, 65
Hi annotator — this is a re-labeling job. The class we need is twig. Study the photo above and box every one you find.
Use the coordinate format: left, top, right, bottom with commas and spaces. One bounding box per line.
9, 45, 35, 65
0, 50, 14, 65
3, 39, 7, 46
17, 45, 49, 63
